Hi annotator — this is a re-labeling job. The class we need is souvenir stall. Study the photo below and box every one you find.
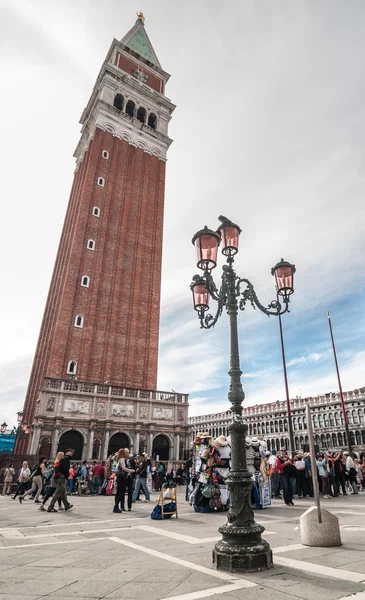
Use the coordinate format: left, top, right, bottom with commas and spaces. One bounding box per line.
249, 436, 271, 509
189, 432, 231, 513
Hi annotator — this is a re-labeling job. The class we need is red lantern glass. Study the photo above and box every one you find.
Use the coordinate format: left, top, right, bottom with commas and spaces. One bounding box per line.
271, 259, 296, 297
191, 276, 210, 312
17, 411, 23, 423
0, 422, 7, 433
21, 420, 28, 431
192, 226, 221, 270
217, 221, 241, 256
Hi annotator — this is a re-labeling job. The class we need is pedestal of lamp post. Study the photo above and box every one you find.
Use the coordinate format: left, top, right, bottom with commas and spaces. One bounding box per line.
212, 419, 273, 573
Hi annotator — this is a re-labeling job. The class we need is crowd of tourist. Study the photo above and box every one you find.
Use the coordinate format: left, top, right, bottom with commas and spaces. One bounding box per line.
2, 444, 364, 513
266, 447, 365, 506
1, 450, 186, 514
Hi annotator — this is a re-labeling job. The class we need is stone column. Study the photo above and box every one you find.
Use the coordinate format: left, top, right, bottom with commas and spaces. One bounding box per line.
147, 426, 154, 457
175, 433, 180, 461
29, 423, 42, 455
135, 428, 141, 455
50, 424, 60, 459
87, 427, 95, 460
102, 425, 111, 459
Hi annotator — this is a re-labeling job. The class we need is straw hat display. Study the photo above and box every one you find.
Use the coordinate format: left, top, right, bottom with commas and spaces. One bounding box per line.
214, 435, 228, 447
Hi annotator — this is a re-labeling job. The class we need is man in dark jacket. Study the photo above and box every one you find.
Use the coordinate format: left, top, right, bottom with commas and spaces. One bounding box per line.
47, 449, 74, 513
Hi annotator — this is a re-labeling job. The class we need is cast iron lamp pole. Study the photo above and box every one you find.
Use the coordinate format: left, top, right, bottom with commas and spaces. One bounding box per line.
190, 216, 295, 573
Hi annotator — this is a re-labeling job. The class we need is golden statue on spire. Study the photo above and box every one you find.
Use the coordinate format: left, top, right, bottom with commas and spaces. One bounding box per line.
137, 11, 145, 24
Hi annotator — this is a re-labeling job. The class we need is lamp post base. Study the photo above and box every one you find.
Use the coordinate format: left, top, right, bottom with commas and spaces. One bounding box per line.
212, 525, 273, 573
212, 418, 273, 573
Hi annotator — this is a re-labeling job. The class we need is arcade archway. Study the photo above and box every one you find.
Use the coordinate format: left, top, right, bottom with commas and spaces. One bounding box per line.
39, 437, 52, 460
107, 432, 130, 457
152, 434, 170, 461
57, 430, 84, 460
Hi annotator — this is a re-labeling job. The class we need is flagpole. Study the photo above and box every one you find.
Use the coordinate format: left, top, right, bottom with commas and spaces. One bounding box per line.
327, 310, 352, 454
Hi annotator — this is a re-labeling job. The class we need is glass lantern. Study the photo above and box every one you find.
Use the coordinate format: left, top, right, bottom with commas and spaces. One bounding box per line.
190, 276, 210, 312
271, 259, 296, 298
217, 219, 241, 256
192, 226, 221, 270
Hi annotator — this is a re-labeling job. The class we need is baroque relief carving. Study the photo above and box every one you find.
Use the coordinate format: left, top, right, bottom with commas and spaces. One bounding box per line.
139, 405, 148, 419
96, 403, 105, 416
112, 404, 134, 418
46, 397, 55, 412
63, 399, 90, 415
153, 407, 173, 421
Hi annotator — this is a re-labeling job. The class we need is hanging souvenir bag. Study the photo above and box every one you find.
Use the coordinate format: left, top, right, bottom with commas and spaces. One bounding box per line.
202, 482, 213, 498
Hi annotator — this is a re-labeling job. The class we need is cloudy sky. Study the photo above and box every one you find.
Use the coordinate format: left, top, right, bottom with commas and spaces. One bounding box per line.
0, 0, 364, 426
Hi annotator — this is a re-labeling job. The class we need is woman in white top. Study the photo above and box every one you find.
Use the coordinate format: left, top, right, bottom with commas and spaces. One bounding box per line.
114, 448, 135, 513
12, 462, 31, 499
2, 464, 15, 495
19, 456, 46, 503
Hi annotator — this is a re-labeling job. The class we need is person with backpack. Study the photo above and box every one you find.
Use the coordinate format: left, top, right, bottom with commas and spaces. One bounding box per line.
19, 456, 46, 503
2, 464, 15, 496
47, 449, 74, 512
12, 462, 30, 499
39, 453, 64, 511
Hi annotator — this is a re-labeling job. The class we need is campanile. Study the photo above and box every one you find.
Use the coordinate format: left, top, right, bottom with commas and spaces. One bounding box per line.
18, 15, 181, 457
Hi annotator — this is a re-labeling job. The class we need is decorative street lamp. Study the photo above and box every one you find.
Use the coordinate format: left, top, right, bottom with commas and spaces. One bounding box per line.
0, 415, 30, 441
190, 215, 295, 573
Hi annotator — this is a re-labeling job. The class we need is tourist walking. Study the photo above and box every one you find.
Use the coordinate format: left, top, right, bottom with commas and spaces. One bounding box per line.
92, 461, 105, 496
2, 464, 15, 496
114, 448, 135, 513
326, 452, 339, 497
68, 463, 77, 495
268, 450, 280, 499
361, 457, 365, 491
344, 452, 359, 494
19, 456, 47, 503
12, 462, 30, 499
303, 453, 314, 498
294, 453, 306, 498
47, 449, 74, 512
156, 462, 165, 490
39, 453, 63, 511
316, 454, 330, 498
185, 454, 193, 501
132, 454, 150, 503
333, 451, 347, 495
276, 448, 295, 506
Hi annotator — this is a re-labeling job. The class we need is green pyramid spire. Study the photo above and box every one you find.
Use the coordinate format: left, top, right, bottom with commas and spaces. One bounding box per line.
121, 15, 161, 68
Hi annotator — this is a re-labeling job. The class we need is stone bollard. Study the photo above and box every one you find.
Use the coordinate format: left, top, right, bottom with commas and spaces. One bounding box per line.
300, 506, 342, 547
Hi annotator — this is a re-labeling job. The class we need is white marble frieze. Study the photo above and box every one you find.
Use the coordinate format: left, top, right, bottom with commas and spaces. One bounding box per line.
112, 404, 134, 418
63, 399, 91, 415
153, 407, 173, 421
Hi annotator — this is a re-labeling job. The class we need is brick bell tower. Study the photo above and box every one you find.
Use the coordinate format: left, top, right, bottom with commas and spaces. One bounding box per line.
18, 15, 180, 457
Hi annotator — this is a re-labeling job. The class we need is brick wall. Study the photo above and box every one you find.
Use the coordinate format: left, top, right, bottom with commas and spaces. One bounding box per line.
18, 130, 165, 453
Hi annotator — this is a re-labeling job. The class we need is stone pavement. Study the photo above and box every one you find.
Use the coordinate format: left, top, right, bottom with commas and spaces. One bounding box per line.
1, 488, 365, 600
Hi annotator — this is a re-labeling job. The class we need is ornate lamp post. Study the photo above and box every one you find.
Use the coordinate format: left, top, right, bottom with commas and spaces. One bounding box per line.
190, 216, 295, 573
0, 413, 30, 440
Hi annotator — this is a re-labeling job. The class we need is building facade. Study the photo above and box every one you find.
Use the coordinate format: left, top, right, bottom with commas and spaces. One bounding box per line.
18, 15, 189, 460
189, 388, 365, 453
